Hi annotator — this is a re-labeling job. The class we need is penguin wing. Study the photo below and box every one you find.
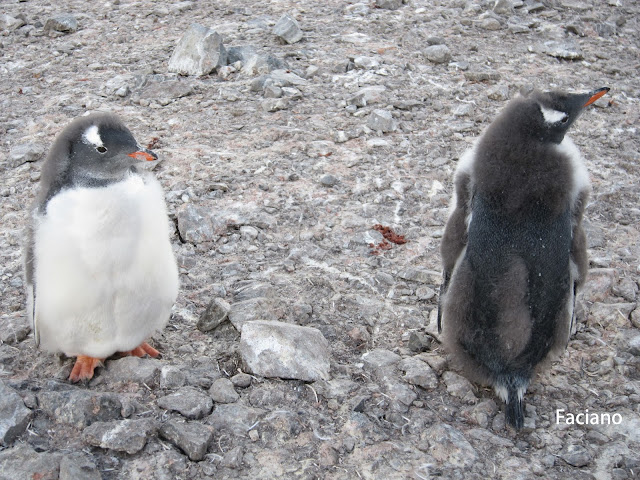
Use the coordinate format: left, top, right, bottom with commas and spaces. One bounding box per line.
438, 148, 476, 333
23, 212, 39, 346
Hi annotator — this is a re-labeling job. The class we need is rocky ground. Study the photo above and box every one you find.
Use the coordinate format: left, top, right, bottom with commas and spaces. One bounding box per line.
1, 0, 639, 478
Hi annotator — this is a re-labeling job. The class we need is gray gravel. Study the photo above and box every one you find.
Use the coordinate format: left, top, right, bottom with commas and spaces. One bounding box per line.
1, 0, 639, 479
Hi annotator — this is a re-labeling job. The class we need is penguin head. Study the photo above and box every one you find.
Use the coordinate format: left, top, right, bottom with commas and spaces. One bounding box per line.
530, 87, 609, 144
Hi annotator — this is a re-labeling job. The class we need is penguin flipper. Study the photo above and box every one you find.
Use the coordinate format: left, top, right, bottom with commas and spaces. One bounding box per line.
23, 218, 39, 346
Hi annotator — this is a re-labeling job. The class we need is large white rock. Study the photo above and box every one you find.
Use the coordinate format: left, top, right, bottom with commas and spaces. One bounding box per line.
168, 23, 227, 76
240, 320, 330, 381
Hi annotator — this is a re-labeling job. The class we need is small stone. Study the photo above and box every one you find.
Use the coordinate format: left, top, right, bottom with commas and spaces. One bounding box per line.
9, 143, 45, 168
0, 381, 32, 446
44, 14, 78, 33
0, 14, 26, 31
347, 85, 387, 108
261, 98, 289, 112
320, 174, 340, 187
273, 14, 303, 44
264, 85, 283, 98
421, 424, 479, 468
207, 404, 265, 436
83, 418, 157, 455
354, 56, 380, 69
367, 109, 397, 133
407, 331, 433, 352
231, 373, 252, 388
159, 419, 214, 461
198, 297, 231, 332
453, 103, 474, 116
526, 2, 545, 13
560, 444, 591, 467
375, 0, 404, 10
221, 445, 244, 469
362, 348, 401, 370
540, 41, 583, 61
0, 445, 62, 480
161, 366, 187, 389
157, 387, 213, 420
628, 335, 640, 356
37, 390, 122, 428
209, 378, 239, 403
424, 44, 452, 64
443, 371, 477, 403
307, 140, 335, 158
397, 268, 440, 284
493, 0, 514, 15
104, 356, 162, 385
168, 23, 227, 76
464, 70, 501, 82
177, 203, 227, 244
351, 229, 384, 246
480, 17, 502, 30
240, 320, 330, 381
487, 84, 510, 101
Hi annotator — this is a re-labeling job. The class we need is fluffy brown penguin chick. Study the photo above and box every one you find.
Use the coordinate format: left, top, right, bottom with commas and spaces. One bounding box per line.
438, 87, 609, 429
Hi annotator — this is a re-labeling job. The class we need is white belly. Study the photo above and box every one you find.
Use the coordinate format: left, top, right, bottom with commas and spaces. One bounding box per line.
32, 174, 179, 358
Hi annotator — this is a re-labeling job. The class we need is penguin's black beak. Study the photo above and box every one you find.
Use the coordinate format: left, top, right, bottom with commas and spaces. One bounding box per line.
128, 148, 158, 162
583, 87, 609, 107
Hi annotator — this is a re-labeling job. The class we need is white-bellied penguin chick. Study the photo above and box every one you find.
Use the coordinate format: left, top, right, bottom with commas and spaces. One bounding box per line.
24, 113, 179, 382
438, 87, 609, 429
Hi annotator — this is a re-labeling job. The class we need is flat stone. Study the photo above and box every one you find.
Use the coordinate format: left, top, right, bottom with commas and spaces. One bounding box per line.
367, 109, 397, 133
560, 444, 591, 467
231, 373, 253, 388
44, 14, 78, 33
37, 389, 122, 428
240, 320, 330, 381
399, 357, 438, 390
159, 419, 214, 461
104, 356, 162, 385
234, 282, 276, 302
540, 41, 584, 60
197, 297, 231, 332
59, 452, 101, 480
83, 418, 157, 454
347, 85, 387, 107
209, 378, 239, 403
0, 380, 32, 446
397, 267, 440, 284
354, 56, 380, 69
375, 0, 404, 9
160, 365, 187, 389
351, 229, 384, 246
362, 348, 401, 370
207, 404, 265, 436
588, 302, 636, 328
424, 44, 451, 64
464, 70, 501, 82
421, 424, 478, 468
627, 334, 640, 356
177, 203, 227, 244
228, 297, 278, 331
493, 0, 514, 14
443, 371, 477, 403
0, 14, 26, 31
168, 23, 227, 76
273, 14, 303, 44
157, 387, 213, 419
9, 143, 45, 167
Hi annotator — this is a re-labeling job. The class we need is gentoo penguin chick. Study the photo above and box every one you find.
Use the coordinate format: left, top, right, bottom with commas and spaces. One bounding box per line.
438, 87, 609, 429
24, 113, 179, 382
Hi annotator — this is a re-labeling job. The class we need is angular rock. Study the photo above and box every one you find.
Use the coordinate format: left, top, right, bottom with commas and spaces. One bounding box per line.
228, 297, 278, 331
424, 44, 451, 64
207, 404, 265, 436
44, 14, 78, 33
367, 109, 397, 133
83, 418, 157, 455
375, 0, 404, 9
161, 365, 187, 389
347, 85, 386, 108
121, 450, 188, 479
261, 98, 289, 112
177, 203, 227, 244
464, 70, 501, 82
399, 357, 438, 390
37, 389, 122, 428
59, 452, 101, 480
140, 80, 194, 105
209, 378, 240, 403
540, 41, 583, 60
320, 174, 340, 187
240, 320, 330, 381
157, 387, 213, 419
273, 14, 303, 44
627, 334, 640, 356
421, 424, 478, 469
9, 143, 45, 168
198, 297, 231, 332
443, 371, 477, 403
362, 348, 401, 370
0, 380, 32, 446
0, 444, 62, 480
493, 0, 514, 14
234, 282, 276, 302
560, 444, 591, 467
104, 356, 162, 385
354, 56, 380, 69
159, 418, 214, 461
168, 23, 227, 76
0, 14, 26, 31
398, 267, 441, 284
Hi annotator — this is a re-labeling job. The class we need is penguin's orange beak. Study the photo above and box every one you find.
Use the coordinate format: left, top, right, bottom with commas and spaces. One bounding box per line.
128, 150, 158, 162
583, 87, 609, 107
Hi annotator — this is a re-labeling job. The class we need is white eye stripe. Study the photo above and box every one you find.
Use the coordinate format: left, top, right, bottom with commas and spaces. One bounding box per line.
540, 105, 568, 124
82, 125, 103, 147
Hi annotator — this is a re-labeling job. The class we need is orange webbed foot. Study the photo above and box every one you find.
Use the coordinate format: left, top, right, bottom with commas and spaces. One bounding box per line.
69, 355, 103, 382
123, 341, 160, 358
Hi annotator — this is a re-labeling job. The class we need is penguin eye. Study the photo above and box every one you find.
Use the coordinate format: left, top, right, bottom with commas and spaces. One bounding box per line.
560, 115, 569, 124
96, 146, 108, 154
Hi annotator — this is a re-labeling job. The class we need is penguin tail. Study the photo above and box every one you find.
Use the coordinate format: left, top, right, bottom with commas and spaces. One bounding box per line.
505, 389, 524, 430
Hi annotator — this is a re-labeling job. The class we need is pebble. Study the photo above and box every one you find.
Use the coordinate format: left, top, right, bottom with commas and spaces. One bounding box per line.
0, 444, 62, 480
209, 378, 240, 403
207, 404, 265, 436
442, 371, 477, 403
487, 84, 510, 101
240, 320, 330, 381
399, 357, 438, 390
157, 387, 214, 420
197, 297, 231, 332
261, 98, 289, 112
103, 356, 162, 385
493, 0, 514, 15
347, 85, 386, 108
397, 267, 440, 284
44, 14, 78, 33
0, 381, 32, 446
424, 44, 452, 64
560, 444, 591, 467
320, 174, 340, 187
83, 418, 157, 455
176, 203, 226, 244
159, 419, 214, 461
168, 23, 227, 76
354, 56, 380, 69
375, 0, 405, 10
362, 348, 401, 370
367, 109, 397, 133
539, 41, 584, 61
59, 452, 101, 480
0, 14, 26, 31
231, 373, 253, 388
273, 14, 303, 44
37, 389, 122, 428
161, 365, 187, 389
421, 424, 479, 468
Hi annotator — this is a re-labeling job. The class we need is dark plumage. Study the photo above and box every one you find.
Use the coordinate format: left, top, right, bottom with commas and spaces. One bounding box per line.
438, 87, 608, 429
